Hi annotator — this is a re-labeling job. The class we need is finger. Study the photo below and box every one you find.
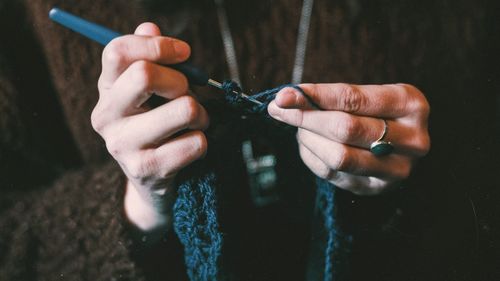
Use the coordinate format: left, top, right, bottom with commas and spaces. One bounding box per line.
297, 129, 412, 180
153, 130, 208, 175
298, 142, 338, 180
269, 102, 382, 148
105, 60, 188, 115
124, 130, 208, 182
99, 34, 190, 89
298, 83, 422, 118
107, 96, 209, 150
134, 22, 162, 36
333, 172, 391, 195
269, 105, 424, 155
298, 143, 391, 195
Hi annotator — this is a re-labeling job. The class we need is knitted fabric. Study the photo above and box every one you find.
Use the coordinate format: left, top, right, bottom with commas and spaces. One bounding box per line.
173, 173, 222, 281
316, 178, 353, 281
172, 81, 351, 281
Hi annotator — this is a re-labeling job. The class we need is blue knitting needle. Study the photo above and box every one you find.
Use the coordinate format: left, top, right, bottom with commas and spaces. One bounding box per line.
48, 7, 262, 105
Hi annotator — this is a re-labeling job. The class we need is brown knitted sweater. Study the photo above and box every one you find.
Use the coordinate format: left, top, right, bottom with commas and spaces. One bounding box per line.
0, 0, 497, 280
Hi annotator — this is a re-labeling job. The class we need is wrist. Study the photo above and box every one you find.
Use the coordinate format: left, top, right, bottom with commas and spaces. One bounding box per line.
124, 180, 173, 232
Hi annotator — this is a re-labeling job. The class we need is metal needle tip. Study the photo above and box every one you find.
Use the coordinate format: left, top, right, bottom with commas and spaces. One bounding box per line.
207, 79, 263, 106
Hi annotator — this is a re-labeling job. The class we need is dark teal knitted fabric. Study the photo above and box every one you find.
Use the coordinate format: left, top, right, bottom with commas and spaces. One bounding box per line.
172, 82, 351, 281
173, 173, 222, 280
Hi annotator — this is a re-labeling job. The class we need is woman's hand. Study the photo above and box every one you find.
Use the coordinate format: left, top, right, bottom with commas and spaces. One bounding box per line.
91, 23, 209, 231
268, 83, 430, 195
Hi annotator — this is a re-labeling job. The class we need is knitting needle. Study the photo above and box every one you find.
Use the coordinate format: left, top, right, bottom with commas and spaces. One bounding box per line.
48, 7, 263, 106
206, 79, 260, 104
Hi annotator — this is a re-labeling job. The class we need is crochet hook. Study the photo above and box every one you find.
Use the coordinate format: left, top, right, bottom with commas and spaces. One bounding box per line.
48, 7, 263, 106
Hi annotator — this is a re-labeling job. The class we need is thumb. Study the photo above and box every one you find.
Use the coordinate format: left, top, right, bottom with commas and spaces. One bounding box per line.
134, 22, 162, 36
273, 86, 315, 109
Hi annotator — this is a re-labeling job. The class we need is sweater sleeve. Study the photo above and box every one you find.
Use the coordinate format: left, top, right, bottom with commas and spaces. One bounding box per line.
0, 160, 191, 281
0, 3, 187, 279
0, 161, 147, 280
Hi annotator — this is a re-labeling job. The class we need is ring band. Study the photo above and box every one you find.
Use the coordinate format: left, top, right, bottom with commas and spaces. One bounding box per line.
370, 119, 394, 156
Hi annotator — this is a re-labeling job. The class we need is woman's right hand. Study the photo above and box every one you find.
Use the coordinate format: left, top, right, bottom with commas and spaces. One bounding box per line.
91, 23, 209, 231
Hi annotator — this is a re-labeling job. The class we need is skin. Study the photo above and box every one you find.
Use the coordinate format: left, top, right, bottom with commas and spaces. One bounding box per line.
92, 23, 430, 231
268, 84, 430, 195
93, 23, 209, 231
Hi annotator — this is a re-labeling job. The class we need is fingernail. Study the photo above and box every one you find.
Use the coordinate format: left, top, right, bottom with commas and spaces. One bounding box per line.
173, 40, 190, 58
267, 102, 282, 119
286, 87, 300, 101
276, 87, 299, 108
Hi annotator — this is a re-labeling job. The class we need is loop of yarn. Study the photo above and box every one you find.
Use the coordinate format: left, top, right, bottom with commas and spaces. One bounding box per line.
221, 79, 307, 115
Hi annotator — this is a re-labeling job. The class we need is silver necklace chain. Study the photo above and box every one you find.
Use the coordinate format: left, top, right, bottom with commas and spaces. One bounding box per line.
214, 0, 243, 85
214, 0, 314, 87
292, 0, 314, 84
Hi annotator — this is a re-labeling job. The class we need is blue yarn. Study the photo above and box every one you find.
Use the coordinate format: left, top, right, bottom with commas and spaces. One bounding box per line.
221, 79, 308, 115
172, 80, 350, 281
317, 178, 336, 281
173, 173, 222, 281
316, 178, 353, 281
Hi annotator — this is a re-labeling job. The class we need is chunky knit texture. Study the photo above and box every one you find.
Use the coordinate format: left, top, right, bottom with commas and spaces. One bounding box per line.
174, 173, 222, 281
0, 162, 144, 280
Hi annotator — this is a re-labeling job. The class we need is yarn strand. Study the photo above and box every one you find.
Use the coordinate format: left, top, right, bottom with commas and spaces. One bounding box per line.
221, 79, 307, 115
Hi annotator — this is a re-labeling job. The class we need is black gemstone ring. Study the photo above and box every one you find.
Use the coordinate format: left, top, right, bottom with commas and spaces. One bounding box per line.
370, 119, 394, 156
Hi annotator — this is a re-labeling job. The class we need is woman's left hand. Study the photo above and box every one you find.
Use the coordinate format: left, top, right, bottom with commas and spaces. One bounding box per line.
268, 83, 430, 195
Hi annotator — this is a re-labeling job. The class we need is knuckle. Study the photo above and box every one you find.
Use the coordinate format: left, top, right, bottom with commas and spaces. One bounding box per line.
334, 115, 361, 142
401, 165, 412, 179
399, 83, 420, 95
365, 183, 391, 196
296, 128, 304, 141
149, 37, 166, 60
283, 109, 305, 127
105, 137, 126, 158
190, 131, 208, 157
127, 151, 157, 180
326, 146, 350, 171
149, 37, 175, 60
336, 83, 364, 113
147, 37, 163, 60
296, 128, 309, 144
316, 165, 332, 180
97, 75, 106, 91
412, 133, 431, 156
102, 39, 126, 66
349, 186, 372, 196
409, 95, 430, 117
416, 96, 431, 118
394, 161, 412, 180
90, 106, 105, 133
400, 84, 430, 117
129, 60, 154, 92
307, 83, 321, 100
298, 144, 331, 179
176, 73, 189, 95
294, 110, 306, 128
180, 96, 200, 124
